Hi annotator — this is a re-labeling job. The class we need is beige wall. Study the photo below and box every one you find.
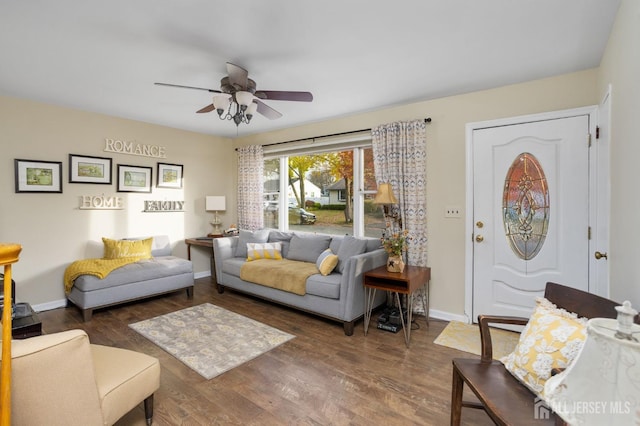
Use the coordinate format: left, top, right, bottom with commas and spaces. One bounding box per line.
237, 70, 599, 318
6, 13, 636, 316
598, 0, 640, 307
0, 95, 235, 308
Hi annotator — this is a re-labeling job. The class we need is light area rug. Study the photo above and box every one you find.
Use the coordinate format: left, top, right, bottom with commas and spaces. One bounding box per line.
129, 303, 295, 379
434, 320, 520, 360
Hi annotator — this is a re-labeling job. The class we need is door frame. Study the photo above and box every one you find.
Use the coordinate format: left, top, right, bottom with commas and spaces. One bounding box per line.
463, 105, 605, 322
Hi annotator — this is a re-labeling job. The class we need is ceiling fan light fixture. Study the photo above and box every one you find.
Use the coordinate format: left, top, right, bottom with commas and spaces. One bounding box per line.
235, 91, 253, 111
212, 94, 231, 116
246, 102, 258, 120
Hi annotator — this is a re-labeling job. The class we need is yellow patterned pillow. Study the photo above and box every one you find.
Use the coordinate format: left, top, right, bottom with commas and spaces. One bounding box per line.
500, 297, 587, 397
316, 248, 338, 276
102, 237, 153, 260
246, 242, 282, 261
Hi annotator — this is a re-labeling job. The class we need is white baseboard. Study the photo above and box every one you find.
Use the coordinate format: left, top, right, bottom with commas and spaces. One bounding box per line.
194, 271, 211, 280
32, 299, 68, 313
428, 308, 470, 324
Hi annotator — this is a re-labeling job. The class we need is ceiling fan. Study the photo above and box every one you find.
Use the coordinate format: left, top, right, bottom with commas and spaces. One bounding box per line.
155, 62, 313, 126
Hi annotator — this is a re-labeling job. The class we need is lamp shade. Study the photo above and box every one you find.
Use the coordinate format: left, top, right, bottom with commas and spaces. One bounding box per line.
205, 196, 226, 211
373, 183, 398, 205
212, 95, 231, 111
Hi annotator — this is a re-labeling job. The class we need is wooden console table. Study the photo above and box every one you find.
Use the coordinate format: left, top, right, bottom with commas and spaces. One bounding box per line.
185, 237, 219, 283
363, 265, 431, 348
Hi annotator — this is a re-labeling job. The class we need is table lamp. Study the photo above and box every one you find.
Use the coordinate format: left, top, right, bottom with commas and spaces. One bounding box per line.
544, 301, 640, 425
373, 183, 402, 228
205, 196, 226, 236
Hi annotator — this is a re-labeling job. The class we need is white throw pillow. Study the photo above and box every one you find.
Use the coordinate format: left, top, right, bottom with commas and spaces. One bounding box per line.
246, 242, 283, 261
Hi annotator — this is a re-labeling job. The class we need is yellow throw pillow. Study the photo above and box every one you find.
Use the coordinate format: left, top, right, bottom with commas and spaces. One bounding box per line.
102, 237, 153, 260
246, 242, 282, 261
316, 248, 338, 276
500, 297, 587, 397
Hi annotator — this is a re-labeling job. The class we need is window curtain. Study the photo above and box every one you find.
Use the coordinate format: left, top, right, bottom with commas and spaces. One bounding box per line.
237, 145, 264, 230
371, 119, 428, 267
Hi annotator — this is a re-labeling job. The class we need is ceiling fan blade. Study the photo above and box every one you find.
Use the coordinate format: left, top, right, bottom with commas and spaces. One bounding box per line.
254, 90, 313, 102
226, 62, 249, 90
154, 82, 221, 93
254, 99, 282, 120
196, 104, 215, 114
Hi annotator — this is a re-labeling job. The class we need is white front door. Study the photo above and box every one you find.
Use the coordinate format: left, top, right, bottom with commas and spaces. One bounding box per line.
469, 112, 593, 320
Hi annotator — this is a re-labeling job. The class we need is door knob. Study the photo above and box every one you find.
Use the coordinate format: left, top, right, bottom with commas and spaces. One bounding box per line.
594, 251, 608, 260
475, 235, 484, 243
476, 221, 484, 228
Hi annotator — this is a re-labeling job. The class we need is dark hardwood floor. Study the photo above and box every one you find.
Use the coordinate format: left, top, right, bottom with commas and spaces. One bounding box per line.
38, 278, 494, 426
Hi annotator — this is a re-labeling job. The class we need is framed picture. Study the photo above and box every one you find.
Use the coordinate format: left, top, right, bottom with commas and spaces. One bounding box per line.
15, 159, 63, 193
69, 154, 112, 184
117, 164, 152, 193
157, 162, 184, 189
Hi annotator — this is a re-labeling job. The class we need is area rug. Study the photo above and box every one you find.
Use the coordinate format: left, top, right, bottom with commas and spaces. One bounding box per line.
433, 320, 520, 360
129, 303, 295, 379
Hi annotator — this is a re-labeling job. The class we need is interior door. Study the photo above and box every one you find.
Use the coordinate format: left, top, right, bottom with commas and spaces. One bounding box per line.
471, 115, 591, 320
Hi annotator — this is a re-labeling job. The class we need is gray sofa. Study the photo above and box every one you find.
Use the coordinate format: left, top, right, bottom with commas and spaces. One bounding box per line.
213, 229, 387, 335
67, 235, 194, 321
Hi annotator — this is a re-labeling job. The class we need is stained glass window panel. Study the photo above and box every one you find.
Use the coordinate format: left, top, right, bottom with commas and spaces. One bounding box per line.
502, 152, 550, 260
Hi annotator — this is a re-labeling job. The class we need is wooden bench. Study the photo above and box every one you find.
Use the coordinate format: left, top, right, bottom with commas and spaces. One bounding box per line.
450, 282, 639, 425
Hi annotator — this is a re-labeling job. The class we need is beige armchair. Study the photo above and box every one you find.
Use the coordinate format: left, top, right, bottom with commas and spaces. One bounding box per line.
5, 329, 160, 426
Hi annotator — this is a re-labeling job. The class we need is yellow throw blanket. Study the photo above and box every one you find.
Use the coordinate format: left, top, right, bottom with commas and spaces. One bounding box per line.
64, 257, 144, 294
240, 259, 319, 296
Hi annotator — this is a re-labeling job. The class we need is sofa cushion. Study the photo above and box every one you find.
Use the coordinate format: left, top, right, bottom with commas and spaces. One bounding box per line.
221, 257, 246, 277
246, 242, 283, 261
102, 237, 153, 260
286, 233, 331, 263
306, 273, 342, 299
316, 249, 339, 276
234, 229, 270, 258
336, 236, 367, 273
73, 256, 192, 291
268, 231, 293, 258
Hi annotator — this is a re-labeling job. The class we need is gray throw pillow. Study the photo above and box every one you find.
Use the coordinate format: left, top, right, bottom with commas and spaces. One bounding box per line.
234, 229, 271, 258
286, 233, 331, 263
336, 236, 368, 273
268, 231, 293, 258
329, 235, 344, 254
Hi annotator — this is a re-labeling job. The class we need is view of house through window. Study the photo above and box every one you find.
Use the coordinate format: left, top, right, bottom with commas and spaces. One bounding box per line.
263, 147, 386, 238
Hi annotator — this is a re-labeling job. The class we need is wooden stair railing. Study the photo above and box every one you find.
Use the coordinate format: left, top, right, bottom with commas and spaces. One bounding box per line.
0, 243, 22, 426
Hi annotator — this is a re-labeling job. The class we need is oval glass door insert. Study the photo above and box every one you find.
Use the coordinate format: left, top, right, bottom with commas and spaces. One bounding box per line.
503, 152, 549, 260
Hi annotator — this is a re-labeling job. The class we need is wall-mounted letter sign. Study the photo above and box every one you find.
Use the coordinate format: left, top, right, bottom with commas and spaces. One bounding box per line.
104, 138, 167, 159
79, 195, 124, 210
144, 201, 185, 212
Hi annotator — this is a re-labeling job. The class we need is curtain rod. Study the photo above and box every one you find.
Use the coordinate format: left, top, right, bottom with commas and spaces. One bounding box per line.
236, 117, 431, 150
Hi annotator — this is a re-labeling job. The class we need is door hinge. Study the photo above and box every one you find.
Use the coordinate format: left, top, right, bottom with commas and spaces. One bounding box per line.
596, 126, 600, 139
588, 226, 592, 240
588, 133, 592, 147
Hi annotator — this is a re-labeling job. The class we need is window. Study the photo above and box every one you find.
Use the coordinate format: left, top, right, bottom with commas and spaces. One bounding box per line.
263, 141, 385, 238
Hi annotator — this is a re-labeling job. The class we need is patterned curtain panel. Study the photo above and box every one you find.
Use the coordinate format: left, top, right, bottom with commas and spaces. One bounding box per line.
371, 119, 427, 267
237, 145, 264, 230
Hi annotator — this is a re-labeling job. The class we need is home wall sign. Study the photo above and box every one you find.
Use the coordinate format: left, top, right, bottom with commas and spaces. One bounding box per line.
79, 195, 124, 210
144, 201, 185, 212
104, 138, 167, 159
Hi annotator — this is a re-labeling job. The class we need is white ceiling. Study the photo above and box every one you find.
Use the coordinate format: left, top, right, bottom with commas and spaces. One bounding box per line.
0, 0, 620, 138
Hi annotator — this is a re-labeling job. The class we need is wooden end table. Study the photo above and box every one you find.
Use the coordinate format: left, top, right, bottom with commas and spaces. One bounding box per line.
185, 237, 220, 283
363, 265, 431, 348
